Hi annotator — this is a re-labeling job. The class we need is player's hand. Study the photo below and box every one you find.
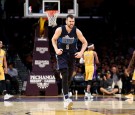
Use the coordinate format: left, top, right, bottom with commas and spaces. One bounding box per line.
56, 49, 63, 55
4, 68, 7, 74
124, 69, 129, 77
74, 52, 83, 58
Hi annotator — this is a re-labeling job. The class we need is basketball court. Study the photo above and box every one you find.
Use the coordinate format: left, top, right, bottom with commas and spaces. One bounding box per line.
0, 94, 135, 115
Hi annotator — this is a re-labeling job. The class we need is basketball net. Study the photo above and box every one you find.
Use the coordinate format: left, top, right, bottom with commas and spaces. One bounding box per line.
45, 10, 59, 27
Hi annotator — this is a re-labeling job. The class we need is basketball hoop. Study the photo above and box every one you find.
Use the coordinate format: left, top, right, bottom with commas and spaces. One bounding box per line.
45, 10, 59, 27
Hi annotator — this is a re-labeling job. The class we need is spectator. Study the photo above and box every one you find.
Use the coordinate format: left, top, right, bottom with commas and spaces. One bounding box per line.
111, 66, 122, 94
100, 71, 118, 95
7, 63, 19, 94
71, 67, 85, 94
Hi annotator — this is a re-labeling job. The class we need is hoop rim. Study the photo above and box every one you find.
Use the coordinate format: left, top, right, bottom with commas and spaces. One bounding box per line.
45, 10, 59, 15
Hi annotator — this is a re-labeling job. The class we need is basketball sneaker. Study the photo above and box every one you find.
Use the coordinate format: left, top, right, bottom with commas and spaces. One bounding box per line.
125, 93, 133, 99
64, 98, 73, 110
63, 92, 72, 101
68, 92, 72, 98
62, 89, 72, 97
84, 92, 93, 100
4, 94, 14, 100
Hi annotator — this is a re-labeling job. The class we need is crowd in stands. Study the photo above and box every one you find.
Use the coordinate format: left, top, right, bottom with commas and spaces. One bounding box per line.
67, 62, 133, 95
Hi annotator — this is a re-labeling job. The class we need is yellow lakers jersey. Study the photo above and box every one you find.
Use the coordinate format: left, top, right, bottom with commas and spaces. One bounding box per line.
0, 49, 5, 67
84, 50, 94, 66
133, 70, 135, 80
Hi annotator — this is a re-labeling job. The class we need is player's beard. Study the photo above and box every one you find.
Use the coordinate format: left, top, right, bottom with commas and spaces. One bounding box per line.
67, 24, 74, 29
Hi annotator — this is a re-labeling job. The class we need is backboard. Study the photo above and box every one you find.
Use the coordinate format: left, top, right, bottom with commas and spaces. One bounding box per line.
24, 0, 78, 18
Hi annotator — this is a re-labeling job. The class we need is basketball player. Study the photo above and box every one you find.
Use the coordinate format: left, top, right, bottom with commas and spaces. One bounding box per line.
0, 41, 13, 100
125, 51, 135, 98
80, 43, 99, 99
52, 14, 88, 109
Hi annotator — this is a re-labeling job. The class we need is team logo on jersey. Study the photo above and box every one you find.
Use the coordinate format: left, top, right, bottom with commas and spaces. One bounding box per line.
35, 60, 49, 68
36, 47, 48, 54
30, 75, 56, 89
62, 35, 75, 44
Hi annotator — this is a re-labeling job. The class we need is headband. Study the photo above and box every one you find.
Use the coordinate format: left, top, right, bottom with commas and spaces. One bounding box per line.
88, 44, 94, 48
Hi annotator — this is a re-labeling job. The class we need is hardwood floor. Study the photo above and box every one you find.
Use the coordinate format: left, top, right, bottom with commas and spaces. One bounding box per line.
0, 94, 134, 115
